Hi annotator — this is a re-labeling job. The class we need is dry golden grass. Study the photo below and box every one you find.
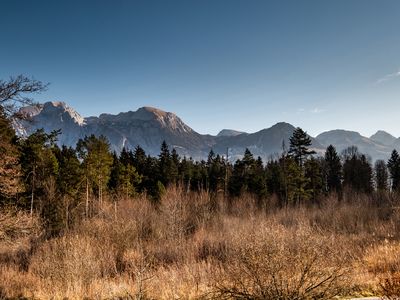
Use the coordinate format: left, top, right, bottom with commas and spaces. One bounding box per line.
0, 189, 400, 299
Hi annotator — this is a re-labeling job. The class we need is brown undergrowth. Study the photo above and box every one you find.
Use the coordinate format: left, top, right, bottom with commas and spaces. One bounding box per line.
0, 188, 399, 299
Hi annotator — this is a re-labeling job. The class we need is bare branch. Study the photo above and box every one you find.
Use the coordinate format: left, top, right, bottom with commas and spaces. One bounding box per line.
0, 75, 48, 117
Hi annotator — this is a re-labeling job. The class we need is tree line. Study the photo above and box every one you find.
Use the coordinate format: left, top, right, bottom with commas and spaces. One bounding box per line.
1, 76, 400, 237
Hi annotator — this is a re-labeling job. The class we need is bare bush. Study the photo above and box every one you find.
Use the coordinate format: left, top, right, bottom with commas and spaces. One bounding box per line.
211, 224, 351, 299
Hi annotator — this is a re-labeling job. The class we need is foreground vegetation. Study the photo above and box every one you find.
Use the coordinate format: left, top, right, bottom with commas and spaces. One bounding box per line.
1, 188, 400, 299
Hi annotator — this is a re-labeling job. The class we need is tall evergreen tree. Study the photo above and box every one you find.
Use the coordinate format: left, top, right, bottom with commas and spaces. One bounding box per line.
120, 147, 133, 166
266, 159, 285, 202
288, 127, 316, 167
109, 151, 141, 198
284, 156, 310, 205
342, 147, 373, 193
249, 156, 268, 200
374, 159, 388, 192
170, 148, 180, 184
158, 140, 171, 186
55, 145, 83, 198
54, 145, 84, 231
304, 157, 324, 202
76, 135, 113, 214
19, 129, 59, 214
324, 145, 342, 194
387, 149, 400, 192
207, 150, 225, 193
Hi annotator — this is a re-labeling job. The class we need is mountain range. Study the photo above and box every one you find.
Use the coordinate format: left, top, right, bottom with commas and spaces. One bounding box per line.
13, 101, 400, 161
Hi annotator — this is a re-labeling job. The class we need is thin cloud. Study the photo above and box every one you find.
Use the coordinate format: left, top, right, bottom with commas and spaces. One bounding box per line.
310, 107, 325, 114
296, 108, 305, 114
296, 108, 326, 114
376, 69, 400, 84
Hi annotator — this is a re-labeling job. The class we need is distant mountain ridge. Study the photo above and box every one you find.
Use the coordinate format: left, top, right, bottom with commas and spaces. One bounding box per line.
13, 101, 400, 161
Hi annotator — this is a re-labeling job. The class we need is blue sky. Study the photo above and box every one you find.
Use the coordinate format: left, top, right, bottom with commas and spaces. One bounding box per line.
2, 0, 400, 137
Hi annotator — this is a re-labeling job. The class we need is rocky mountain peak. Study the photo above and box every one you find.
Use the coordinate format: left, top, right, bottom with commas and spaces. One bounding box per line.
370, 130, 397, 146
41, 101, 86, 125
134, 106, 192, 133
217, 129, 246, 137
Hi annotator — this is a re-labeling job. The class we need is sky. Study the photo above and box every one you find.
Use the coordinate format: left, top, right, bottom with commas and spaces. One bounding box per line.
1, 0, 400, 137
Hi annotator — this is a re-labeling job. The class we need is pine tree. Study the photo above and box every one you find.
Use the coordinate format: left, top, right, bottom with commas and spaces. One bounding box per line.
324, 145, 342, 194
288, 127, 316, 167
304, 157, 324, 202
56, 146, 83, 198
120, 147, 133, 166
54, 145, 84, 231
342, 147, 373, 193
229, 148, 257, 197
178, 156, 194, 190
158, 141, 172, 186
207, 150, 225, 193
109, 152, 141, 199
387, 150, 400, 192
76, 135, 113, 213
132, 146, 147, 172
374, 159, 388, 192
19, 129, 59, 215
249, 157, 268, 201
108, 152, 122, 193
284, 156, 310, 205
170, 148, 180, 185
266, 159, 285, 203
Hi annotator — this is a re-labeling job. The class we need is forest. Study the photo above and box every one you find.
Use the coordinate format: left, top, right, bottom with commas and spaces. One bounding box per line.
1, 76, 400, 299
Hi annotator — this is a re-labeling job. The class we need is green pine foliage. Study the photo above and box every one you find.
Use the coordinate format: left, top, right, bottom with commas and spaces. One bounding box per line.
288, 127, 316, 167
76, 135, 113, 203
342, 147, 373, 194
324, 145, 342, 194
388, 150, 400, 192
374, 159, 389, 192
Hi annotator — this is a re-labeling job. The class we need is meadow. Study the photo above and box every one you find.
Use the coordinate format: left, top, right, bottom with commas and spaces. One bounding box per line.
1, 187, 399, 299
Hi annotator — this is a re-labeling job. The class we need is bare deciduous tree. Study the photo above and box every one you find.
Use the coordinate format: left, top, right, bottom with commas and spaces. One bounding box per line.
0, 75, 48, 117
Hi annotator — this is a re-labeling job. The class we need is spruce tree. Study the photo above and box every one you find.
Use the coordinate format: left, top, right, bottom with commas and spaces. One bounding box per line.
304, 157, 324, 202
19, 129, 59, 214
76, 135, 113, 211
158, 141, 175, 186
288, 127, 316, 167
324, 145, 342, 194
228, 148, 256, 197
207, 150, 225, 193
56, 145, 83, 199
109, 152, 141, 198
374, 159, 388, 192
387, 149, 400, 192
342, 147, 373, 193
249, 157, 268, 200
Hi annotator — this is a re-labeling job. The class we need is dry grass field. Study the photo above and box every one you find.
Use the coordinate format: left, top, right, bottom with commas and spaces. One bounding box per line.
1, 188, 400, 299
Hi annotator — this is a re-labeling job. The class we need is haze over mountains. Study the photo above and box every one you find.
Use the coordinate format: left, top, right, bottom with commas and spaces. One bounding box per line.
13, 101, 400, 161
